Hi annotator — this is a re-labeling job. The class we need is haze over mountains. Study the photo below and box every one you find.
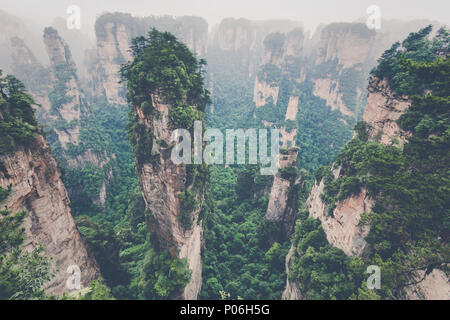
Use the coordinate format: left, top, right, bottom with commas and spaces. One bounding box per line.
0, 1, 448, 300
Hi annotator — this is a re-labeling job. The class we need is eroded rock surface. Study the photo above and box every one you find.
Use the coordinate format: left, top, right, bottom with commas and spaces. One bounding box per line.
0, 135, 100, 295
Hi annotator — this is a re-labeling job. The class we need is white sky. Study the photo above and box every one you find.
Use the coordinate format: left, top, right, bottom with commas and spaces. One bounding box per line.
1, 0, 448, 33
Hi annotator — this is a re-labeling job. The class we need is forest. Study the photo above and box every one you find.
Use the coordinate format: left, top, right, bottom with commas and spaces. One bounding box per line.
0, 6, 448, 302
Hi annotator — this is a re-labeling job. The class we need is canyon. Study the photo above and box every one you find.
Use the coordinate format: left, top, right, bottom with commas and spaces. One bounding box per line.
0, 118, 100, 295
0, 8, 447, 300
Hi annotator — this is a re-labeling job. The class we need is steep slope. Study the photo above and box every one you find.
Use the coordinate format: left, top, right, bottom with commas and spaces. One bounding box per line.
7, 28, 142, 295
90, 13, 208, 105
43, 27, 86, 150
265, 148, 303, 237
310, 23, 378, 119
284, 26, 450, 300
10, 28, 111, 209
0, 10, 47, 74
199, 20, 437, 300
253, 22, 436, 238
210, 18, 304, 78
121, 30, 210, 299
0, 72, 100, 296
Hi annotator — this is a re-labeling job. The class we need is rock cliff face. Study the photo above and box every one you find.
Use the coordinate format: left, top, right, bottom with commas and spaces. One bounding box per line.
253, 28, 305, 110
314, 23, 378, 69
404, 269, 450, 300
306, 167, 374, 257
363, 77, 410, 144
283, 76, 450, 300
281, 245, 302, 300
132, 94, 205, 299
10, 28, 109, 206
92, 13, 209, 105
43, 27, 86, 149
43, 28, 111, 207
253, 29, 306, 235
253, 78, 280, 108
362, 78, 448, 299
311, 23, 378, 118
214, 19, 255, 52
0, 132, 100, 295
50, 17, 94, 79
312, 78, 353, 116
265, 148, 301, 237
210, 18, 304, 77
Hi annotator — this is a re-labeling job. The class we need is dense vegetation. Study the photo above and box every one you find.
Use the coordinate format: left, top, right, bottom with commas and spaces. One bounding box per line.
0, 211, 54, 300
200, 165, 289, 299
2, 16, 448, 301
0, 71, 39, 155
199, 42, 294, 299
290, 26, 449, 299
0, 75, 53, 299
372, 25, 448, 95
0, 209, 53, 300
199, 24, 373, 299
121, 28, 210, 113
120, 29, 211, 299
289, 213, 367, 299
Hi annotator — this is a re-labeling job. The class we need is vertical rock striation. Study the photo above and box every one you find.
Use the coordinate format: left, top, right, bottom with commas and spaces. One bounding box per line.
311, 23, 378, 118
92, 13, 209, 105
283, 74, 450, 300
10, 28, 110, 207
265, 148, 302, 237
0, 120, 100, 295
132, 94, 205, 299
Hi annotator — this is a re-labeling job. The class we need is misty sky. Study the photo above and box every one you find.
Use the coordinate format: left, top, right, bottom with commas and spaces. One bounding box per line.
1, 0, 449, 33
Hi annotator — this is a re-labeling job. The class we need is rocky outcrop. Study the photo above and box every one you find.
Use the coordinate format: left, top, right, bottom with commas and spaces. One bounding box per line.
363, 77, 410, 144
93, 13, 209, 105
253, 29, 305, 110
253, 77, 280, 108
265, 148, 301, 236
132, 94, 205, 299
93, 20, 131, 105
404, 270, 450, 300
210, 18, 304, 77
43, 27, 87, 148
284, 74, 449, 300
315, 23, 377, 69
50, 17, 94, 79
306, 167, 374, 257
285, 96, 299, 121
11, 28, 109, 206
214, 18, 256, 53
313, 78, 353, 116
262, 29, 304, 66
43, 28, 110, 206
0, 134, 100, 295
255, 29, 306, 236
282, 245, 302, 300
310, 23, 385, 118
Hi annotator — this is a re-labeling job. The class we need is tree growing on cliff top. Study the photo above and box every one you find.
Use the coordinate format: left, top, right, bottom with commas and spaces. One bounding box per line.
120, 28, 210, 113
0, 71, 39, 155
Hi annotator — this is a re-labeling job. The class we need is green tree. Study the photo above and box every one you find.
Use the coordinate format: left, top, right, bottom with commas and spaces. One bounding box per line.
0, 210, 53, 300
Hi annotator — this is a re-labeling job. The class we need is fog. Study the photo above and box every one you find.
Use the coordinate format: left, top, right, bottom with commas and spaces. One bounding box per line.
1, 0, 449, 34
